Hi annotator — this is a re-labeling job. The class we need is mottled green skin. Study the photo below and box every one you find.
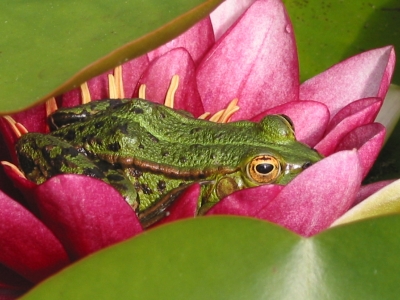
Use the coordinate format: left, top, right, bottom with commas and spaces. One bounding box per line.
16, 98, 322, 227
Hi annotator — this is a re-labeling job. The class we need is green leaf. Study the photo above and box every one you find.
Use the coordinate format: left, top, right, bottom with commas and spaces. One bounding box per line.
21, 216, 400, 299
283, 0, 400, 84
0, 0, 223, 113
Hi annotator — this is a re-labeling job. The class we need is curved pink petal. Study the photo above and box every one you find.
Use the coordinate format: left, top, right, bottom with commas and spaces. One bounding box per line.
251, 100, 330, 147
148, 18, 214, 65
2, 164, 37, 212
315, 98, 382, 156
210, 0, 256, 40
33, 175, 142, 260
206, 184, 284, 217
336, 123, 386, 179
122, 55, 149, 98
0, 191, 70, 283
197, 0, 299, 120
154, 184, 200, 227
137, 48, 204, 116
353, 180, 395, 207
300, 46, 395, 118
10, 104, 47, 134
256, 150, 362, 236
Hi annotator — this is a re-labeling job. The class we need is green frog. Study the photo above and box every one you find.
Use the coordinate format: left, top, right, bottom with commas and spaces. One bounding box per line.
16, 98, 322, 227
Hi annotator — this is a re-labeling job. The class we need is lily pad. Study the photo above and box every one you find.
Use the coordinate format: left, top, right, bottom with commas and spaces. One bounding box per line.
283, 0, 400, 84
21, 216, 400, 299
0, 0, 223, 113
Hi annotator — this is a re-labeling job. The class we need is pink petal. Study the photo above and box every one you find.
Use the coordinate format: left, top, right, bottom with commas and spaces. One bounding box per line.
353, 180, 395, 207
9, 104, 47, 134
336, 123, 386, 179
137, 48, 204, 116
154, 184, 200, 227
314, 98, 382, 156
0, 190, 70, 283
300, 46, 395, 118
257, 150, 362, 236
206, 184, 284, 217
33, 175, 142, 260
210, 0, 256, 40
251, 100, 330, 147
148, 18, 214, 65
122, 55, 149, 98
2, 164, 37, 212
197, 0, 299, 120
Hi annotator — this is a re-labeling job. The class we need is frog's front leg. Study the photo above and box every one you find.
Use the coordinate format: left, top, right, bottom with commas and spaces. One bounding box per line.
16, 133, 139, 209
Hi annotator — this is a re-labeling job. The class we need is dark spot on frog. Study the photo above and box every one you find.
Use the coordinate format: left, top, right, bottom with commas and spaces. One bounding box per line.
133, 107, 144, 114
61, 147, 79, 157
138, 143, 145, 150
106, 99, 125, 109
117, 123, 129, 135
82, 133, 95, 143
179, 156, 187, 163
159, 112, 166, 119
161, 149, 169, 157
107, 173, 125, 182
130, 168, 143, 178
107, 142, 121, 152
17, 153, 35, 174
133, 181, 141, 191
83, 167, 105, 179
94, 121, 105, 129
157, 180, 166, 193
141, 183, 152, 195
190, 127, 201, 134
148, 133, 159, 143
65, 129, 76, 141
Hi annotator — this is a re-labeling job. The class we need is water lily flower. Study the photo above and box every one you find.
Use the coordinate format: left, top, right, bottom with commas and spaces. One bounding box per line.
0, 0, 397, 297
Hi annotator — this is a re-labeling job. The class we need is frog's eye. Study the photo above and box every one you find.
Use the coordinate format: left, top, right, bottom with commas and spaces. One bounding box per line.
247, 155, 281, 184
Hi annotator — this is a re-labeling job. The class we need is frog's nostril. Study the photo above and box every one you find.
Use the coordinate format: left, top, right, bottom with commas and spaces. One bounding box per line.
302, 162, 312, 170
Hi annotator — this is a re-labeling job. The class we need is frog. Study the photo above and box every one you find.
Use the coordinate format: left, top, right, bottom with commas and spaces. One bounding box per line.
15, 98, 322, 228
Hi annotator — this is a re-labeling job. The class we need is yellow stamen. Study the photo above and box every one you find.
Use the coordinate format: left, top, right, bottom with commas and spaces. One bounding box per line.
208, 110, 225, 122
80, 82, 92, 104
206, 98, 240, 123
114, 65, 125, 99
2, 116, 28, 138
164, 75, 180, 108
0, 161, 27, 179
198, 112, 211, 119
138, 84, 146, 99
217, 98, 240, 123
108, 74, 117, 99
45, 97, 58, 117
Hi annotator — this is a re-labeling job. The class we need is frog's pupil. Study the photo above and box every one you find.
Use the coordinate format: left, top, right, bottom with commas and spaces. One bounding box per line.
256, 163, 274, 174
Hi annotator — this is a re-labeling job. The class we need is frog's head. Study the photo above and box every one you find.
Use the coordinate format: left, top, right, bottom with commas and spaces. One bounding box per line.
244, 114, 322, 184
198, 114, 323, 214
242, 141, 323, 187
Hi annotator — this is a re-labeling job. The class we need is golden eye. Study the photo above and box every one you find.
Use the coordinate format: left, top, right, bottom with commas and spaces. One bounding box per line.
247, 155, 281, 184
